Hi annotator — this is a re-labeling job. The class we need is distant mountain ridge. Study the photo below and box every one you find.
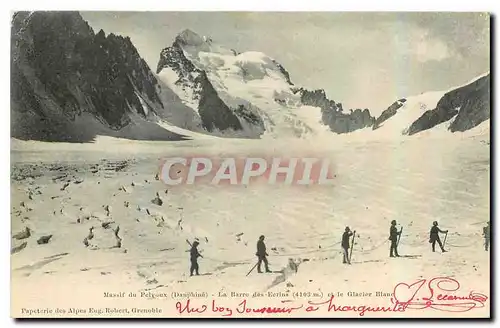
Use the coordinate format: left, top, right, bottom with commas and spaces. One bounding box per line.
156, 28, 379, 138
372, 73, 490, 137
407, 74, 490, 135
292, 88, 376, 134
10, 13, 490, 142
156, 28, 490, 138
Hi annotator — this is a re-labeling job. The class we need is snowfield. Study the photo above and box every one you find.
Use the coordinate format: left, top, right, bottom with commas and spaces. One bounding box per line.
376, 91, 446, 137
10, 120, 490, 318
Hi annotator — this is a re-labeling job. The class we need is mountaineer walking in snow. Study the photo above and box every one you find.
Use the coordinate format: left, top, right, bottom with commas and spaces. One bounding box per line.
429, 221, 448, 253
190, 241, 203, 276
389, 220, 401, 257
256, 235, 271, 273
483, 221, 490, 251
342, 227, 354, 264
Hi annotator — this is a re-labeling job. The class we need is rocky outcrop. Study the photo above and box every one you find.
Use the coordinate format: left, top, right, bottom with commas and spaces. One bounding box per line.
272, 59, 293, 86
295, 88, 337, 111
156, 31, 245, 133
328, 108, 375, 134
197, 72, 243, 132
156, 42, 201, 101
234, 105, 265, 131
11, 241, 27, 254
37, 234, 53, 245
407, 74, 490, 135
294, 88, 375, 134
11, 11, 184, 142
12, 227, 31, 240
372, 99, 407, 130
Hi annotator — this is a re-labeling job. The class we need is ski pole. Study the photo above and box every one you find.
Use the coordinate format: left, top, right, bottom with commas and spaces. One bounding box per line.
349, 231, 356, 263
246, 262, 259, 276
443, 231, 448, 249
397, 227, 403, 247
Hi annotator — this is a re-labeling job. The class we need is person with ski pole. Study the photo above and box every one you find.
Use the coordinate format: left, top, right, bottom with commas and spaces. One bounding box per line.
342, 227, 354, 264
389, 220, 402, 257
483, 221, 490, 251
256, 235, 271, 273
190, 241, 203, 276
429, 221, 448, 253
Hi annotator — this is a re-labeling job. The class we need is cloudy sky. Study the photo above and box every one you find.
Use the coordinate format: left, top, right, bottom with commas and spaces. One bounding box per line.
81, 12, 490, 113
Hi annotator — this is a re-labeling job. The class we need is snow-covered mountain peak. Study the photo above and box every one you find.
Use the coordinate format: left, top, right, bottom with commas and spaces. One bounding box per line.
175, 29, 206, 47
168, 29, 292, 88
173, 29, 234, 59
156, 30, 315, 138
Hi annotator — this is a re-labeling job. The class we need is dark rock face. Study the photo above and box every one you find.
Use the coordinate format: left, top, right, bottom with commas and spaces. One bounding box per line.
272, 59, 293, 86
37, 234, 53, 245
11, 241, 27, 254
295, 88, 337, 111
448, 75, 490, 132
234, 104, 265, 131
407, 74, 490, 135
372, 99, 407, 130
156, 37, 244, 133
197, 72, 243, 132
174, 29, 210, 50
329, 108, 375, 134
156, 42, 199, 91
294, 88, 375, 133
405, 105, 458, 136
11, 11, 183, 142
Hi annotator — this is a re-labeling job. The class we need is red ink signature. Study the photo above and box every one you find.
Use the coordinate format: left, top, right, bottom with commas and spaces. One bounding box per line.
175, 296, 406, 317
175, 298, 303, 316
392, 277, 488, 312
174, 278, 488, 317
306, 295, 406, 316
